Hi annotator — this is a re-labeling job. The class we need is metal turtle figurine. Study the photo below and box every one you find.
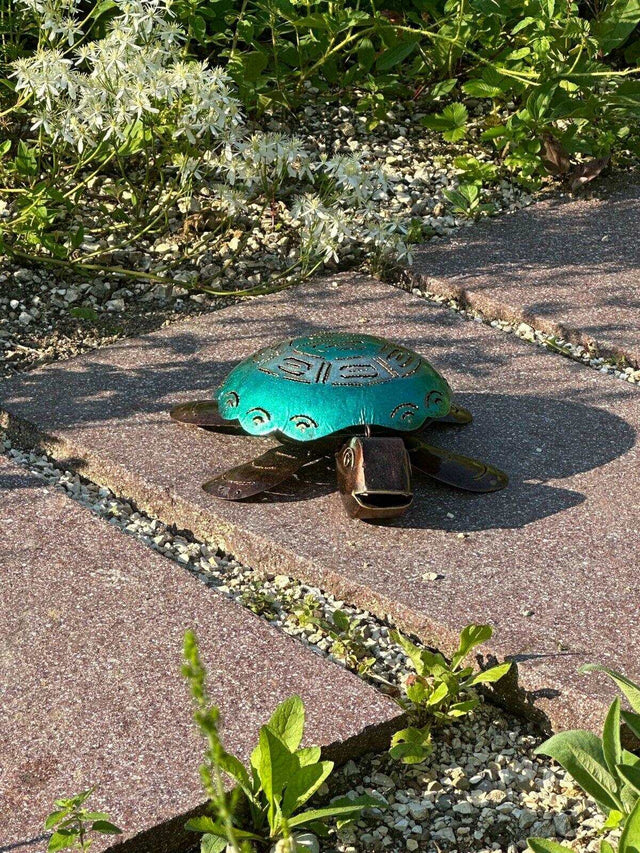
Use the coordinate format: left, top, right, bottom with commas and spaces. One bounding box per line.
170, 332, 508, 520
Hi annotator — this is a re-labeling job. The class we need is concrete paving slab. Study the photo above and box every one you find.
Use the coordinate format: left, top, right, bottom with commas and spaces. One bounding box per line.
1, 274, 638, 736
409, 180, 640, 367
0, 454, 398, 853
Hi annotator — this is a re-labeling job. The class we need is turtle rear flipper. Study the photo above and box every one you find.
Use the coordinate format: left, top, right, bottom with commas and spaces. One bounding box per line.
435, 403, 473, 425
170, 399, 241, 433
203, 444, 321, 500
407, 438, 508, 493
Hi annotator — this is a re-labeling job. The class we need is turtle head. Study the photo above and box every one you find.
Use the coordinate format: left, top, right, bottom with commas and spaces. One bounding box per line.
335, 436, 413, 521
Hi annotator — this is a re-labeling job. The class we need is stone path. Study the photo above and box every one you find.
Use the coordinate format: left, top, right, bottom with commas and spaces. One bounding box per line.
1, 274, 638, 738
0, 454, 398, 853
410, 180, 640, 367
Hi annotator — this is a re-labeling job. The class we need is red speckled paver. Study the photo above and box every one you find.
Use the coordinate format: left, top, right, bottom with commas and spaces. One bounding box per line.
1, 274, 638, 736
0, 455, 398, 853
410, 180, 640, 367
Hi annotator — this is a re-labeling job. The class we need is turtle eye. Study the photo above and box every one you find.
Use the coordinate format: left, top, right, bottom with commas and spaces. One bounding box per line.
222, 390, 240, 409
289, 414, 318, 433
247, 407, 271, 426
342, 447, 355, 468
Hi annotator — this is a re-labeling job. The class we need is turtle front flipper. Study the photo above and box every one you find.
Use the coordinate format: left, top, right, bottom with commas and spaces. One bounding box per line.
336, 437, 413, 520
434, 403, 473, 425
170, 399, 242, 433
407, 438, 508, 493
203, 444, 321, 500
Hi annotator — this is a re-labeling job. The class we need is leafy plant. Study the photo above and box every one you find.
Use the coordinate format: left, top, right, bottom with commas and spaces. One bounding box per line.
290, 604, 376, 677
535, 664, 640, 831
443, 183, 494, 217
389, 624, 512, 764
528, 798, 640, 853
182, 629, 382, 852
44, 789, 121, 852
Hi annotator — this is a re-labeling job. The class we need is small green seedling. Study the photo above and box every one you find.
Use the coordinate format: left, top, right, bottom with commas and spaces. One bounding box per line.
536, 664, 640, 831
44, 788, 121, 852
390, 624, 511, 764
183, 630, 383, 852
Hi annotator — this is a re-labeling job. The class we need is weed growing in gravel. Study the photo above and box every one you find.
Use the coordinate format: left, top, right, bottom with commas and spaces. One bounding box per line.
389, 624, 511, 764
290, 603, 376, 677
182, 629, 383, 852
536, 664, 640, 831
44, 788, 121, 852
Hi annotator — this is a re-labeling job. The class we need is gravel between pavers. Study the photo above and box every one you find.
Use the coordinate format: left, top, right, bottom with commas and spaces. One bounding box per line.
2, 435, 618, 853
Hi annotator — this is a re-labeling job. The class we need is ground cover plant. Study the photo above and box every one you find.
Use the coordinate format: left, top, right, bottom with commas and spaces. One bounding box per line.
1, 0, 638, 296
182, 629, 382, 852
156, 0, 640, 188
389, 623, 512, 764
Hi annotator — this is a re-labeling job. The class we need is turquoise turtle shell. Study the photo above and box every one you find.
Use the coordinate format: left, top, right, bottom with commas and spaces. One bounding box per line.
217, 332, 452, 442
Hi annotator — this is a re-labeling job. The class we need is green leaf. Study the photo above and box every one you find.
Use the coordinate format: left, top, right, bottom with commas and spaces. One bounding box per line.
462, 78, 502, 98
297, 746, 322, 767
603, 698, 623, 778
282, 761, 334, 816
390, 631, 425, 674
603, 809, 625, 830
389, 725, 433, 764
357, 38, 375, 70
620, 799, 640, 852
376, 40, 419, 71
429, 78, 457, 100
186, 816, 228, 836
580, 665, 640, 713
526, 85, 556, 123
267, 695, 305, 752
201, 834, 227, 853
186, 817, 262, 842
593, 0, 640, 54
239, 50, 268, 82
619, 764, 640, 796
468, 662, 511, 686
447, 698, 479, 716
216, 751, 252, 799
0, 139, 11, 157
47, 830, 77, 853
452, 625, 493, 666
70, 307, 99, 322
426, 681, 450, 706
287, 802, 372, 829
90, 820, 122, 834
44, 810, 69, 830
622, 710, 640, 740
535, 730, 620, 812
257, 726, 297, 808
527, 840, 572, 853
422, 103, 468, 142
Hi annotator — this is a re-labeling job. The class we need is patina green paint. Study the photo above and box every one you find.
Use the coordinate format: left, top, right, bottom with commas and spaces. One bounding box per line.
217, 332, 451, 442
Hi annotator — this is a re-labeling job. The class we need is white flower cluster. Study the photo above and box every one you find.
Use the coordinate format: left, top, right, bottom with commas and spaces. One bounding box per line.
12, 0, 242, 151
12, 0, 409, 266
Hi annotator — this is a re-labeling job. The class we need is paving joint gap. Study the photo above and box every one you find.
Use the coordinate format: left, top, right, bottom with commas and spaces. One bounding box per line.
391, 273, 639, 386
